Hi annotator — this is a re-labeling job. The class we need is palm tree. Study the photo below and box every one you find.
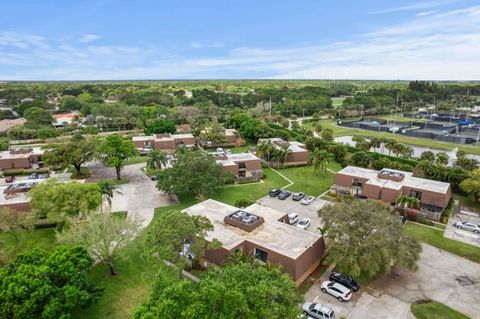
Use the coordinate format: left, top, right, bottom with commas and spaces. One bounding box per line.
309, 149, 334, 175
384, 139, 397, 156
256, 140, 275, 165
98, 180, 122, 211
370, 137, 381, 152
279, 144, 292, 168
147, 149, 168, 170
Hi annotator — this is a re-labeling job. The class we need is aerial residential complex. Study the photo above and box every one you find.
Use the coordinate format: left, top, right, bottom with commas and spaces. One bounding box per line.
334, 166, 452, 211
132, 133, 196, 153
212, 152, 263, 180
0, 148, 44, 170
183, 199, 325, 286
257, 138, 309, 165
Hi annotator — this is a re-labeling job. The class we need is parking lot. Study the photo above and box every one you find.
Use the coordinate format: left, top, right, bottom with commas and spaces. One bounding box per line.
444, 208, 480, 248
256, 194, 329, 233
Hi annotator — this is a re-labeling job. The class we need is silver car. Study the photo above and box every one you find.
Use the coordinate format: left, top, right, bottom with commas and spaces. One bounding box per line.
454, 221, 480, 233
301, 302, 335, 319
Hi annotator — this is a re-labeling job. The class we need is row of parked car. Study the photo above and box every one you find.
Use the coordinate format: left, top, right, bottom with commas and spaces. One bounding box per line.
4, 173, 49, 183
301, 272, 360, 319
269, 189, 315, 205
454, 220, 480, 234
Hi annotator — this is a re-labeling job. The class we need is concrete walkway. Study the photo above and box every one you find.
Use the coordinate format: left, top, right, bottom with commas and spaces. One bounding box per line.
87, 161, 171, 229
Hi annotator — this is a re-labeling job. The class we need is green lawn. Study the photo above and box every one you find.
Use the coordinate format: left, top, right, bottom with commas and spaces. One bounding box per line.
0, 228, 56, 258
68, 166, 91, 179
307, 119, 480, 155
411, 301, 470, 319
405, 223, 480, 263
280, 165, 335, 197
123, 156, 148, 166
331, 97, 345, 108
97, 178, 130, 185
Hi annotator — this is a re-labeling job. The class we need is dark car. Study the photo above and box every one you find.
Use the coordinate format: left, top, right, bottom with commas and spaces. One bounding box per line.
277, 190, 291, 200
269, 189, 282, 197
5, 176, 15, 183
28, 173, 39, 180
292, 192, 305, 201
39, 173, 50, 179
150, 175, 158, 181
329, 272, 360, 292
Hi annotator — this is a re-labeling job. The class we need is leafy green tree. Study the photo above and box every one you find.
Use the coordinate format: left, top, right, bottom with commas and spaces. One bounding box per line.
99, 135, 138, 180
144, 118, 176, 135
44, 134, 98, 177
225, 112, 250, 129
460, 169, 480, 202
435, 152, 449, 165
133, 262, 300, 319
319, 200, 421, 279
28, 179, 102, 220
59, 95, 83, 111
239, 118, 262, 139
0, 246, 101, 319
144, 210, 216, 279
147, 149, 168, 171
203, 124, 227, 147
328, 143, 347, 163
320, 128, 333, 142
156, 150, 223, 198
56, 212, 139, 276
419, 151, 435, 162
455, 156, 479, 171
23, 107, 53, 127
396, 195, 421, 209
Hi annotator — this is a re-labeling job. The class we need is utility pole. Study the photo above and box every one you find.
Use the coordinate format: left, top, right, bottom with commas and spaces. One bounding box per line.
269, 97, 272, 116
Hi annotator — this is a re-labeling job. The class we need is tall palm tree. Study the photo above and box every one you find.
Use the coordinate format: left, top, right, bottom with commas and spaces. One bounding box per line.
147, 149, 168, 170
256, 140, 275, 165
98, 180, 122, 211
280, 144, 292, 168
309, 149, 334, 175
370, 137, 381, 152
384, 139, 397, 156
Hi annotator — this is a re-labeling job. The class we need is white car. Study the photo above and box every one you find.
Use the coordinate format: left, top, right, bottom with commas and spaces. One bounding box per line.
301, 302, 335, 319
297, 218, 311, 230
216, 147, 224, 153
288, 213, 299, 225
321, 281, 352, 302
454, 221, 480, 233
301, 195, 315, 205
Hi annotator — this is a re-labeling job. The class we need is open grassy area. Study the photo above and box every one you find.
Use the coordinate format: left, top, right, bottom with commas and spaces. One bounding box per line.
122, 156, 148, 166
411, 300, 470, 319
405, 223, 480, 263
97, 178, 130, 185
68, 166, 91, 179
308, 119, 480, 155
281, 166, 335, 197
331, 97, 345, 108
0, 228, 56, 258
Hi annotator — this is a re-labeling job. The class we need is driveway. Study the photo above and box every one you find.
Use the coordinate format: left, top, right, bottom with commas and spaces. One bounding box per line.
304, 244, 480, 319
256, 195, 328, 233
86, 161, 171, 228
444, 208, 480, 248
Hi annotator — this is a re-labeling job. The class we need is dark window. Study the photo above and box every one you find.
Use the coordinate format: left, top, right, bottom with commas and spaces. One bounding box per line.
238, 162, 246, 169
352, 178, 362, 186
410, 190, 422, 200
255, 248, 268, 262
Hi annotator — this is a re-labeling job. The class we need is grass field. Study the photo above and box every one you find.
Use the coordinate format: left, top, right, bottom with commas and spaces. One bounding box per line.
281, 165, 335, 197
411, 301, 470, 319
0, 228, 56, 258
405, 223, 480, 264
122, 156, 148, 166
307, 119, 480, 155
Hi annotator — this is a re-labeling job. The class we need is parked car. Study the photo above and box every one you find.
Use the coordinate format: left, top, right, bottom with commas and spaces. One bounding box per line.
321, 281, 352, 302
454, 221, 480, 233
269, 189, 282, 197
292, 192, 305, 201
4, 176, 15, 183
150, 175, 158, 181
301, 195, 315, 205
277, 190, 291, 200
224, 149, 232, 155
288, 213, 299, 225
39, 173, 49, 179
28, 173, 39, 180
297, 218, 311, 230
301, 302, 335, 319
216, 147, 224, 153
329, 272, 360, 292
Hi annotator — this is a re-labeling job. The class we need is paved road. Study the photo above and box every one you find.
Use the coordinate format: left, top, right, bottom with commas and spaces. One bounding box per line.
305, 244, 480, 319
87, 161, 171, 228
444, 209, 480, 248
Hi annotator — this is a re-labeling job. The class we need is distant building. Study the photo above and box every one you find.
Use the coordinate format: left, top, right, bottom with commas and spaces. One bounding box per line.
183, 199, 325, 286
0, 148, 44, 170
257, 138, 308, 165
334, 166, 451, 211
0, 118, 26, 132
200, 127, 239, 147
213, 152, 263, 181
132, 133, 195, 153
52, 112, 81, 127
20, 98, 34, 103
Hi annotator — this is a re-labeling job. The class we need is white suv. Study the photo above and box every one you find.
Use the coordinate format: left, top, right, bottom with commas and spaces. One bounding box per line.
321, 281, 352, 302
301, 302, 335, 319
454, 221, 480, 233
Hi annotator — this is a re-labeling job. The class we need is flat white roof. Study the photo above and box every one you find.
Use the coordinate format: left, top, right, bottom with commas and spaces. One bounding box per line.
0, 147, 44, 160
337, 166, 450, 194
183, 199, 322, 259
171, 133, 194, 139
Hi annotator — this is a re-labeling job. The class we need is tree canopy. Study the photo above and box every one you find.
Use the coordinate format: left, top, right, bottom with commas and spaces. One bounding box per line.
460, 169, 480, 203
319, 200, 421, 279
98, 134, 138, 180
0, 246, 101, 319
156, 150, 223, 197
144, 118, 176, 135
133, 262, 300, 319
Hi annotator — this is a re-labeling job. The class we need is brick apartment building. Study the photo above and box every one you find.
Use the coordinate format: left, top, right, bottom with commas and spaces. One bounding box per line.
183, 199, 325, 286
200, 128, 239, 147
213, 152, 263, 179
334, 166, 451, 211
257, 138, 308, 165
0, 148, 44, 170
132, 133, 195, 153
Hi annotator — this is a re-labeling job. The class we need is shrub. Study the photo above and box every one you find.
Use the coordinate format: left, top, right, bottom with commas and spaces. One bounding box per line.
234, 199, 255, 208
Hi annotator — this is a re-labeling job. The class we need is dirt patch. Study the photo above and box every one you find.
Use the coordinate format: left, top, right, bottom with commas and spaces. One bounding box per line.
455, 275, 478, 286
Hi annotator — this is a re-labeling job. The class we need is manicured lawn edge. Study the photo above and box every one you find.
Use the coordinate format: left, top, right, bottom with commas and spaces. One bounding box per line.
411, 300, 470, 319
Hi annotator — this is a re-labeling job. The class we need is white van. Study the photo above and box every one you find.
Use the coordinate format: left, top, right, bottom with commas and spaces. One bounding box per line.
288, 213, 299, 225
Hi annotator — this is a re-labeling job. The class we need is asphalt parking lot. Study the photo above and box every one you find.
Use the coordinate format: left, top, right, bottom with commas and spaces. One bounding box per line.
256, 194, 329, 233
444, 209, 480, 248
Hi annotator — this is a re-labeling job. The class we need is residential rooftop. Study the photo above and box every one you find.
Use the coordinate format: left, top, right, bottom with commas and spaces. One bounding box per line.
0, 147, 44, 159
215, 152, 260, 166
337, 166, 451, 194
182, 199, 322, 259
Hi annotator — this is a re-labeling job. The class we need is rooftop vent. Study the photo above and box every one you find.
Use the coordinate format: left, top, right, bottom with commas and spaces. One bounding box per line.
378, 169, 405, 182
224, 210, 264, 232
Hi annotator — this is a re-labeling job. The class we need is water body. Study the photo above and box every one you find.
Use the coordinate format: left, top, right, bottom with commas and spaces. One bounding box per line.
334, 136, 480, 166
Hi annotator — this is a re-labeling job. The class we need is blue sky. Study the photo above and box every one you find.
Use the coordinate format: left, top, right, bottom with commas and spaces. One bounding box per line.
1, 0, 479, 80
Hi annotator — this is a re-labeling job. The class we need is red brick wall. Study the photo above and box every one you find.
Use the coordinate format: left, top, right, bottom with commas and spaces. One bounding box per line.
362, 184, 381, 199
401, 186, 451, 209
381, 187, 401, 204
287, 151, 308, 163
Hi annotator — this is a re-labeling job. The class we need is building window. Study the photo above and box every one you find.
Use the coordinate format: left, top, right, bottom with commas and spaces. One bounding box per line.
410, 190, 422, 200
254, 248, 268, 263
352, 178, 362, 186
238, 162, 246, 169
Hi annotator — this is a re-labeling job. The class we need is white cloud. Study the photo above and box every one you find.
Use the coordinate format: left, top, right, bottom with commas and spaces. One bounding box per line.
78, 34, 100, 43
371, 0, 460, 14
416, 10, 436, 16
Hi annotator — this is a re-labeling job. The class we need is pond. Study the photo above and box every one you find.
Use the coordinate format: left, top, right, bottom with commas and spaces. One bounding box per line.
334, 136, 480, 166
